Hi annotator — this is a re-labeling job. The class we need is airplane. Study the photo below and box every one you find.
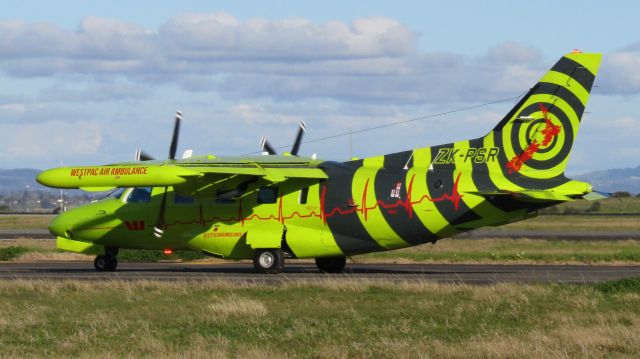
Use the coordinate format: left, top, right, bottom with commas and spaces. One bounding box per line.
37, 51, 605, 274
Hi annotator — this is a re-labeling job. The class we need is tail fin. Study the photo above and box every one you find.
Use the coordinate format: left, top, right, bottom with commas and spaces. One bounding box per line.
485, 52, 602, 183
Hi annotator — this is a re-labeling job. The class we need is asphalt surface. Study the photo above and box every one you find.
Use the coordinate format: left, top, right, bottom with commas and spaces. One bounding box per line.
0, 261, 638, 284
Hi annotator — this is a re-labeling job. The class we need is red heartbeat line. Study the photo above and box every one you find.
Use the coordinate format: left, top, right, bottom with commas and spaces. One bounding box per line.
506, 103, 562, 174
161, 172, 464, 230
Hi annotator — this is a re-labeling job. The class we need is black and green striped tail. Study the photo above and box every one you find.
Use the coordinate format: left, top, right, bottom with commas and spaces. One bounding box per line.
481, 52, 602, 188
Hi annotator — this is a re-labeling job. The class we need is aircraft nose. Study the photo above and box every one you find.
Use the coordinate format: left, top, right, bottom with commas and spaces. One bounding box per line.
48, 213, 73, 238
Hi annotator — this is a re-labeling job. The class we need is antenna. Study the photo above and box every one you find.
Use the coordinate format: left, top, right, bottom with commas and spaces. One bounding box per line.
403, 152, 414, 170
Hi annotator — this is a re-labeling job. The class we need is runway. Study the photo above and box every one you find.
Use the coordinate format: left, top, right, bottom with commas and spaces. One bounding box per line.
1, 261, 639, 284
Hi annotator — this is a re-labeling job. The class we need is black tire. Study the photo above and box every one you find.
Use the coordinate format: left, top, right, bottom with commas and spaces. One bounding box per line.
253, 249, 285, 274
315, 256, 347, 273
94, 255, 118, 272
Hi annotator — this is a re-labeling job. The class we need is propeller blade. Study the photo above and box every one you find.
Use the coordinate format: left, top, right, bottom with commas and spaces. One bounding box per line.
260, 136, 277, 155
168, 111, 182, 160
135, 147, 155, 162
290, 121, 307, 156
153, 187, 169, 238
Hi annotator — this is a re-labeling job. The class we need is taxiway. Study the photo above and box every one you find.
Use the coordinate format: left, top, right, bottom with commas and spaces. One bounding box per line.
0, 262, 638, 284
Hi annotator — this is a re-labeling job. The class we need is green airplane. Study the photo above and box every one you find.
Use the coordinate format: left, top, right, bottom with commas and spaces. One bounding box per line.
37, 51, 604, 274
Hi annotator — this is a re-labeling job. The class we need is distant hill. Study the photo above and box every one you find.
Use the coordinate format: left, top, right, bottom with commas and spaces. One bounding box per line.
0, 169, 48, 193
575, 166, 640, 194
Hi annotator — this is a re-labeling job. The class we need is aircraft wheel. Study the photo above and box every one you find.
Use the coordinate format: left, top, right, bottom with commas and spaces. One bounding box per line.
253, 249, 284, 274
315, 256, 346, 273
94, 255, 118, 272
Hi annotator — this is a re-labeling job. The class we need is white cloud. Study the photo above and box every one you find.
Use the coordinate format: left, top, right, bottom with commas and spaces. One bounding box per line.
227, 103, 302, 125
599, 51, 640, 95
0, 15, 554, 105
1, 120, 102, 158
159, 13, 415, 61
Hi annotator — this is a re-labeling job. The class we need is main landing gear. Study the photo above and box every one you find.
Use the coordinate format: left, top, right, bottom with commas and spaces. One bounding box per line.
252, 249, 348, 274
253, 249, 285, 274
94, 247, 119, 272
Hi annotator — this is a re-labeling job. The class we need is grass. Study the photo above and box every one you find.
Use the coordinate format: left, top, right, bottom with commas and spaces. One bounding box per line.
496, 214, 640, 232
545, 196, 640, 214
357, 238, 640, 264
0, 246, 29, 261
0, 279, 639, 357
0, 214, 52, 230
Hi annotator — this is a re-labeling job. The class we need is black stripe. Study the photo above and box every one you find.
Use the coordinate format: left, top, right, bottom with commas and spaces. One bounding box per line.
321, 161, 384, 255
383, 150, 413, 169
373, 169, 438, 245
550, 57, 596, 93
428, 145, 481, 227
483, 195, 542, 213
469, 137, 499, 192
535, 82, 585, 119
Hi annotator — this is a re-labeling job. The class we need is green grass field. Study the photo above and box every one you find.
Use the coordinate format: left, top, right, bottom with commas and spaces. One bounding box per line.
544, 196, 640, 214
0, 214, 52, 230
357, 238, 640, 264
0, 279, 639, 358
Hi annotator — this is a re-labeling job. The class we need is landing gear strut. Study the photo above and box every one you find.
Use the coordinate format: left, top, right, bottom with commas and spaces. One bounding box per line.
94, 247, 119, 272
253, 249, 285, 274
315, 256, 347, 273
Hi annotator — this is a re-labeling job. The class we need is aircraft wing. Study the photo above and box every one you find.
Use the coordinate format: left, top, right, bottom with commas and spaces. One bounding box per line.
36, 160, 327, 196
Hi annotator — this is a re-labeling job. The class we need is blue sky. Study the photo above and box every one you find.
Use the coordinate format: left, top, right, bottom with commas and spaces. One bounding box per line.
1, 1, 639, 175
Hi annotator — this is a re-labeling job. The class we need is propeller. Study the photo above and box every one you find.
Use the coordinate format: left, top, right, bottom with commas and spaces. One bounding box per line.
290, 121, 307, 156
260, 121, 307, 156
153, 111, 182, 238
260, 136, 277, 155
135, 148, 155, 162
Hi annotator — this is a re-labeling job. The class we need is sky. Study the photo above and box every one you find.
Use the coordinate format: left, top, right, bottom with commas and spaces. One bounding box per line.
1, 0, 639, 175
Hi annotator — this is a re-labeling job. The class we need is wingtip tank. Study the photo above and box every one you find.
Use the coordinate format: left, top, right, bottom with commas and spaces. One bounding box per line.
37, 165, 198, 189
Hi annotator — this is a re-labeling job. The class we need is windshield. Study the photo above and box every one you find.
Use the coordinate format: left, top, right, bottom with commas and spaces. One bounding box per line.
101, 188, 125, 200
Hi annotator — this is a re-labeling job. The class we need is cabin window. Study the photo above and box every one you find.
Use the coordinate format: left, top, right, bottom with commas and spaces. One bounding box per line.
258, 187, 278, 204
174, 192, 194, 205
299, 187, 309, 204
126, 187, 151, 203
214, 189, 238, 204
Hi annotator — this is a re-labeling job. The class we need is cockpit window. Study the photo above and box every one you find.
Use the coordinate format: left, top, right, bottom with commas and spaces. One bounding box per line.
103, 188, 125, 200
126, 187, 152, 203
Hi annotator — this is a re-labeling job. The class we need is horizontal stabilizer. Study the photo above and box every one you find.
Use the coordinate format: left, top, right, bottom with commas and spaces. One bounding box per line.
580, 191, 611, 201
470, 189, 573, 202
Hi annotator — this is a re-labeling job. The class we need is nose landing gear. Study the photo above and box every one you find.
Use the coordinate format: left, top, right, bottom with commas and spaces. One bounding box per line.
94, 247, 119, 272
